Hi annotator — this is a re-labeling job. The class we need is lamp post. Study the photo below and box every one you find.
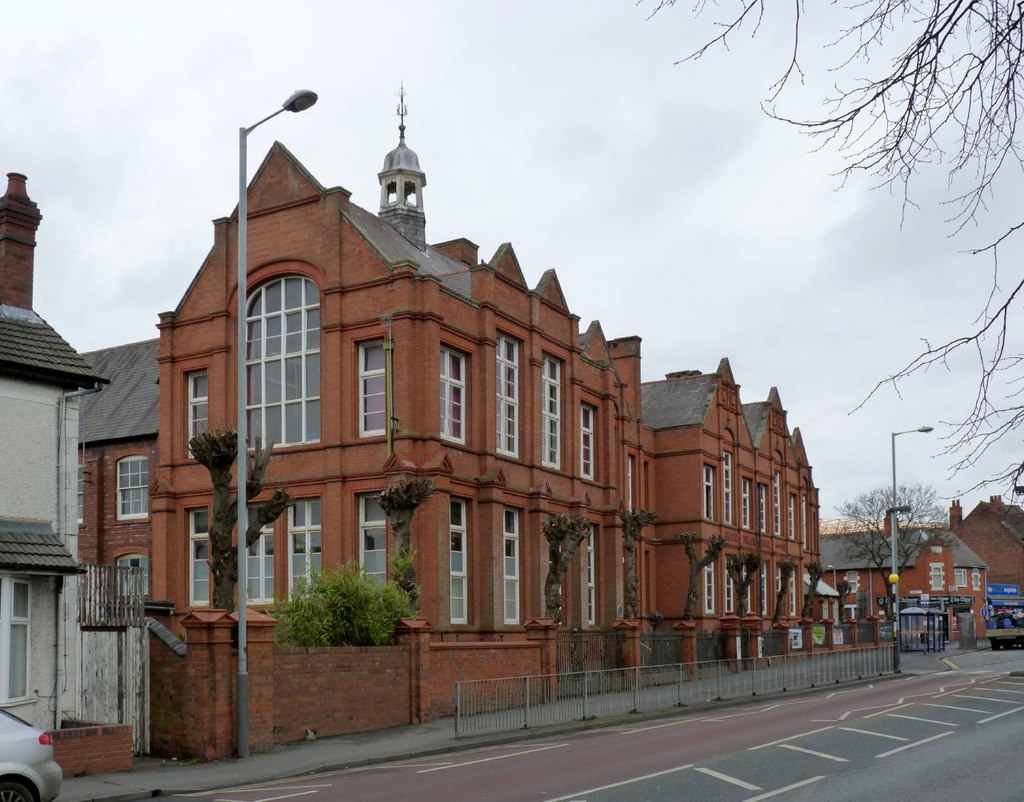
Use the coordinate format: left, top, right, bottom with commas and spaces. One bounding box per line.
889, 425, 933, 672
236, 89, 317, 759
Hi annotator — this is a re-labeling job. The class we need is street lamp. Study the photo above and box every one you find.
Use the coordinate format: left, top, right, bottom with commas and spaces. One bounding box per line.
889, 425, 933, 672
236, 89, 318, 759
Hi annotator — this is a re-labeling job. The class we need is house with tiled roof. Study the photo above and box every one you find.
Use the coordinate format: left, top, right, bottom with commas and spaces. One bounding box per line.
0, 172, 104, 730
950, 497, 1024, 597
77, 338, 160, 593
819, 528, 987, 636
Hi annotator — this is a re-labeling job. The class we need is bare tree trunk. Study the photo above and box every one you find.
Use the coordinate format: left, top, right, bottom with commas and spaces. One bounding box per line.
377, 478, 436, 609
620, 509, 656, 619
772, 557, 796, 625
802, 561, 824, 619
726, 551, 763, 617
543, 513, 591, 621
681, 533, 725, 620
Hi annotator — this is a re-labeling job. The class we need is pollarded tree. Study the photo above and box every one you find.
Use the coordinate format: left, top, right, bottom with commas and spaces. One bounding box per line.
188, 428, 291, 612
681, 533, 726, 620
836, 483, 950, 594
801, 561, 824, 620
377, 477, 436, 609
543, 512, 592, 621
648, 1, 1024, 493
725, 551, 762, 617
620, 508, 657, 619
772, 557, 797, 625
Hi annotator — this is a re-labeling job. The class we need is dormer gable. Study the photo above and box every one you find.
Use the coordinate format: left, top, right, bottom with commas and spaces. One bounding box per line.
487, 242, 527, 289
532, 268, 569, 313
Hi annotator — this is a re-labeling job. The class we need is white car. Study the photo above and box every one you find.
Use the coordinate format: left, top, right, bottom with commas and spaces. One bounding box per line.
0, 710, 62, 802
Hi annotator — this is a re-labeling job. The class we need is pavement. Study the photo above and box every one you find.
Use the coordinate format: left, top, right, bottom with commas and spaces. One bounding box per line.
58, 643, 985, 802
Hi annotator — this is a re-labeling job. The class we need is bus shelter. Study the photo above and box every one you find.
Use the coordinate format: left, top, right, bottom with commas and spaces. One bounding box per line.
899, 606, 946, 653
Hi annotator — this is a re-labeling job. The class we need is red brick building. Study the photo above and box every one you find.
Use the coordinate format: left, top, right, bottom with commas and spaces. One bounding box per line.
950, 496, 1024, 588
78, 339, 160, 593
80, 122, 823, 634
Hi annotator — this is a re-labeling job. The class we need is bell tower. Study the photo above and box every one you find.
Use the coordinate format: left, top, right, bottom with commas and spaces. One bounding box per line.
379, 86, 427, 250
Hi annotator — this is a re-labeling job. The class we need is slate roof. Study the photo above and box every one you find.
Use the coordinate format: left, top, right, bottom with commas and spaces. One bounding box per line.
819, 529, 987, 570
0, 519, 80, 574
0, 305, 103, 389
80, 339, 160, 443
743, 402, 770, 447
640, 375, 716, 430
342, 203, 472, 297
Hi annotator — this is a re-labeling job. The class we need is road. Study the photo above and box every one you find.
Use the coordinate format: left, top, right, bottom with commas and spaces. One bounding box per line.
178, 651, 1024, 801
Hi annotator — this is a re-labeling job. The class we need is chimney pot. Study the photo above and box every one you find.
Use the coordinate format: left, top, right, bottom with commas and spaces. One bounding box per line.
4, 172, 28, 200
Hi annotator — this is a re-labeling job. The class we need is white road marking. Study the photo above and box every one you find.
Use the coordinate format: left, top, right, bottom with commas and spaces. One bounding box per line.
778, 743, 848, 762
743, 776, 825, 801
542, 764, 695, 802
247, 792, 321, 802
748, 725, 833, 750
951, 693, 1020, 704
694, 767, 761, 790
885, 713, 958, 726
979, 684, 1024, 693
418, 742, 568, 773
979, 705, 1024, 723
876, 730, 954, 758
838, 726, 909, 741
920, 701, 991, 713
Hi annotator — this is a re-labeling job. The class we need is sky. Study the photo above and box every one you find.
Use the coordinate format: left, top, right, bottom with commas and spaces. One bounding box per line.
3, 1, 1021, 519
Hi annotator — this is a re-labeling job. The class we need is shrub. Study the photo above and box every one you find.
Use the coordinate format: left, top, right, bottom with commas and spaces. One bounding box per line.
272, 562, 416, 647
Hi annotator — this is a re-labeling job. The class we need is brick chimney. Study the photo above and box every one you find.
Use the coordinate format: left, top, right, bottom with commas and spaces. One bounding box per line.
0, 173, 42, 310
949, 499, 963, 530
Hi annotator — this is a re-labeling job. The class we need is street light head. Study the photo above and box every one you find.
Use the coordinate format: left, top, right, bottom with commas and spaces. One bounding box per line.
283, 90, 318, 113
917, 425, 934, 433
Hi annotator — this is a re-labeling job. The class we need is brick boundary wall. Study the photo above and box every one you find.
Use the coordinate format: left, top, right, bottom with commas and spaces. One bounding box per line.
51, 721, 133, 776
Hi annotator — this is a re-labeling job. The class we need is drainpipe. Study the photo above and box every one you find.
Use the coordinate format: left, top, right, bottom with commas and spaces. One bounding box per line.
56, 385, 101, 728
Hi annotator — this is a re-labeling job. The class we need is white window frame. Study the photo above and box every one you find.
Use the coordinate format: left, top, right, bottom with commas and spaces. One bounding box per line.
440, 347, 466, 443
789, 578, 797, 617
359, 341, 387, 437
289, 498, 322, 591
954, 568, 967, 588
360, 494, 387, 580
627, 455, 635, 510
760, 571, 768, 617
116, 553, 150, 595
773, 471, 782, 535
741, 478, 751, 529
245, 276, 321, 446
503, 508, 520, 624
703, 465, 715, 520
77, 464, 84, 524
722, 452, 733, 525
844, 570, 860, 594
0, 576, 30, 701
189, 508, 210, 606
116, 456, 149, 520
246, 519, 275, 604
757, 482, 767, 534
929, 563, 945, 592
580, 404, 596, 479
188, 369, 209, 442
541, 356, 561, 467
496, 335, 519, 456
450, 499, 468, 625
703, 564, 715, 615
801, 494, 808, 548
972, 568, 981, 590
586, 527, 596, 626
787, 494, 796, 539
724, 571, 735, 614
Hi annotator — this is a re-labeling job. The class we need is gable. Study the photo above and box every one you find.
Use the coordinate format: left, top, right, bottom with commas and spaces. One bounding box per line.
579, 320, 610, 366
487, 243, 527, 289
532, 269, 569, 313
245, 142, 327, 216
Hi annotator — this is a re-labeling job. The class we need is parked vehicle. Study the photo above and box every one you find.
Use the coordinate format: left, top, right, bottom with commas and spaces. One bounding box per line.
0, 710, 62, 802
987, 627, 1024, 649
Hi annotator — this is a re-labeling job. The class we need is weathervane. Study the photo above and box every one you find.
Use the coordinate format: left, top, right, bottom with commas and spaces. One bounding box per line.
397, 83, 407, 141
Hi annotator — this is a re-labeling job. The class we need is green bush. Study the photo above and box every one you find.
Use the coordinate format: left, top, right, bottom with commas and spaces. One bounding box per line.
272, 562, 416, 647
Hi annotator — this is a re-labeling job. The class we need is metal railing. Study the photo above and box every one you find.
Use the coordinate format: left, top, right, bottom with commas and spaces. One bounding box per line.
556, 631, 625, 673
455, 646, 894, 737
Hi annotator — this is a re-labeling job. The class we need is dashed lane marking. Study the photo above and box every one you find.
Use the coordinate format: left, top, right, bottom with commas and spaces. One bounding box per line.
542, 763, 695, 802
743, 776, 825, 801
777, 743, 849, 762
417, 742, 568, 773
885, 713, 958, 726
919, 701, 991, 713
747, 725, 834, 750
979, 705, 1024, 723
694, 767, 761, 790
837, 726, 909, 741
875, 730, 954, 758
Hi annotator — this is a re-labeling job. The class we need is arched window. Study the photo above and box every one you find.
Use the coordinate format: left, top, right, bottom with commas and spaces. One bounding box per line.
245, 276, 320, 446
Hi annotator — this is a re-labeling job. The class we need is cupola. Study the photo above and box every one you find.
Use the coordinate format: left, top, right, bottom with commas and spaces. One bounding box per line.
378, 86, 426, 249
